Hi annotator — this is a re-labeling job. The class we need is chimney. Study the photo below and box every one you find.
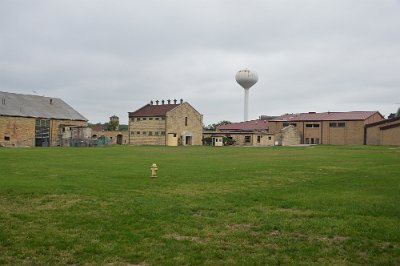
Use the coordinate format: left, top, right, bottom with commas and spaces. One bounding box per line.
50, 98, 53, 105
180, 99, 183, 104
174, 99, 177, 104
150, 100, 153, 105
156, 100, 159, 105
167, 99, 171, 104
162, 100, 165, 105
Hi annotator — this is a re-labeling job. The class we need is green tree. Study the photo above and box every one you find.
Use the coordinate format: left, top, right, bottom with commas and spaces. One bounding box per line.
204, 120, 232, 131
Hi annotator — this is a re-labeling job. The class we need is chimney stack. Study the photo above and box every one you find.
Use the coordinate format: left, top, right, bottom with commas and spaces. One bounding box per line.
162, 100, 165, 105
180, 99, 183, 104
174, 99, 177, 104
150, 100, 153, 105
156, 100, 159, 105
167, 99, 171, 104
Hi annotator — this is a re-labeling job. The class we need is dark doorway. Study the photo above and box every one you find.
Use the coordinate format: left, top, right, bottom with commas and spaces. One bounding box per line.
117, 134, 123, 145
185, 136, 192, 145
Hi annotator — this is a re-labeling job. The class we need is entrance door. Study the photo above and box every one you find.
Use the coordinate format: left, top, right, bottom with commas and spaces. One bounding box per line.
35, 119, 50, 146
116, 134, 123, 145
185, 136, 192, 145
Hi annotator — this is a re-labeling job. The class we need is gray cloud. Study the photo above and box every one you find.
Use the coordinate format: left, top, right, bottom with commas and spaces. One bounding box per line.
1, 0, 399, 125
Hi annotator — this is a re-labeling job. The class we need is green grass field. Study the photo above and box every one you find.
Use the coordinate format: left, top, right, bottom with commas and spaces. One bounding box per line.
0, 145, 399, 265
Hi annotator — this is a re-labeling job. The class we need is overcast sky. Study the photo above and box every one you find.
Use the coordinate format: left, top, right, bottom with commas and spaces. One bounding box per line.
1, 0, 399, 125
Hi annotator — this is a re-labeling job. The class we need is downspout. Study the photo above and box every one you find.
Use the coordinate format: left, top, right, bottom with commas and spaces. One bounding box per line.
128, 115, 131, 145
320, 121, 323, 144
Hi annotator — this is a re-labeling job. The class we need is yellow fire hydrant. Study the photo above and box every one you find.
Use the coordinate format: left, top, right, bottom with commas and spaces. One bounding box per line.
150, 163, 158, 177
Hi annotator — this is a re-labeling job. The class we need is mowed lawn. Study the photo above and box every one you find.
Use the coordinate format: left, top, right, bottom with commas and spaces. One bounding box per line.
0, 145, 399, 265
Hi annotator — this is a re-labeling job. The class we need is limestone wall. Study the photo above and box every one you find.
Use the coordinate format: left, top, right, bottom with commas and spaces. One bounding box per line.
129, 116, 167, 145
0, 116, 87, 147
0, 116, 35, 147
165, 103, 203, 146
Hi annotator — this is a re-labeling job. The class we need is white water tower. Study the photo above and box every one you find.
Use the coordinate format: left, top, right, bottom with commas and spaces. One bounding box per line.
235, 69, 258, 121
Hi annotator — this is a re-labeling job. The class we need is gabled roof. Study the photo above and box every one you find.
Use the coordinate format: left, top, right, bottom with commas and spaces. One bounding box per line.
129, 103, 180, 117
270, 111, 382, 122
0, 91, 87, 121
217, 119, 268, 131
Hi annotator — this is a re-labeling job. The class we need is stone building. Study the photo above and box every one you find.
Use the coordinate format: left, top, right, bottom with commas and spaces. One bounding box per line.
268, 111, 384, 145
211, 118, 275, 146
0, 91, 88, 147
365, 116, 400, 145
275, 125, 301, 146
128, 99, 203, 146
91, 130, 128, 145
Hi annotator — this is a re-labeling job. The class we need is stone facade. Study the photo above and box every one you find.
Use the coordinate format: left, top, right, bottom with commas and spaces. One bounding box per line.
92, 130, 129, 145
0, 115, 87, 147
0, 116, 35, 147
276, 125, 301, 146
128, 101, 203, 146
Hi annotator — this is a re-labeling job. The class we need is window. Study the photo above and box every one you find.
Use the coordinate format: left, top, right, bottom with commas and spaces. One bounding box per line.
268, 136, 272, 140
305, 138, 310, 144
130, 131, 134, 136
148, 132, 153, 136
315, 138, 320, 144
161, 131, 166, 135
245, 136, 251, 143
155, 117, 159, 120
257, 136, 261, 143
149, 118, 153, 120
283, 122, 297, 127
155, 132, 159, 136
161, 117, 166, 120
330, 122, 345, 128
136, 131, 140, 135
185, 117, 188, 126
142, 131, 147, 135
306, 124, 320, 128
4, 136, 10, 141
142, 118, 147, 121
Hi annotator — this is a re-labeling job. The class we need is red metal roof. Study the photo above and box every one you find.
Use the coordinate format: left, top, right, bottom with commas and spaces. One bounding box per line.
129, 104, 179, 117
217, 119, 268, 131
270, 111, 381, 122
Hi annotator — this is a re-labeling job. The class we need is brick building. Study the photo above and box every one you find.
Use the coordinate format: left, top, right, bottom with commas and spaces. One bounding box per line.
0, 91, 88, 147
128, 99, 203, 146
365, 116, 400, 145
268, 111, 384, 145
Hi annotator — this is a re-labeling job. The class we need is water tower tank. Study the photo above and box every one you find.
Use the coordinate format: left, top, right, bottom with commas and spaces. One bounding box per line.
235, 69, 258, 89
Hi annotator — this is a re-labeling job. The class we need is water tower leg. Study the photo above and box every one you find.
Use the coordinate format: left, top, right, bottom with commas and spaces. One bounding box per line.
244, 88, 249, 121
